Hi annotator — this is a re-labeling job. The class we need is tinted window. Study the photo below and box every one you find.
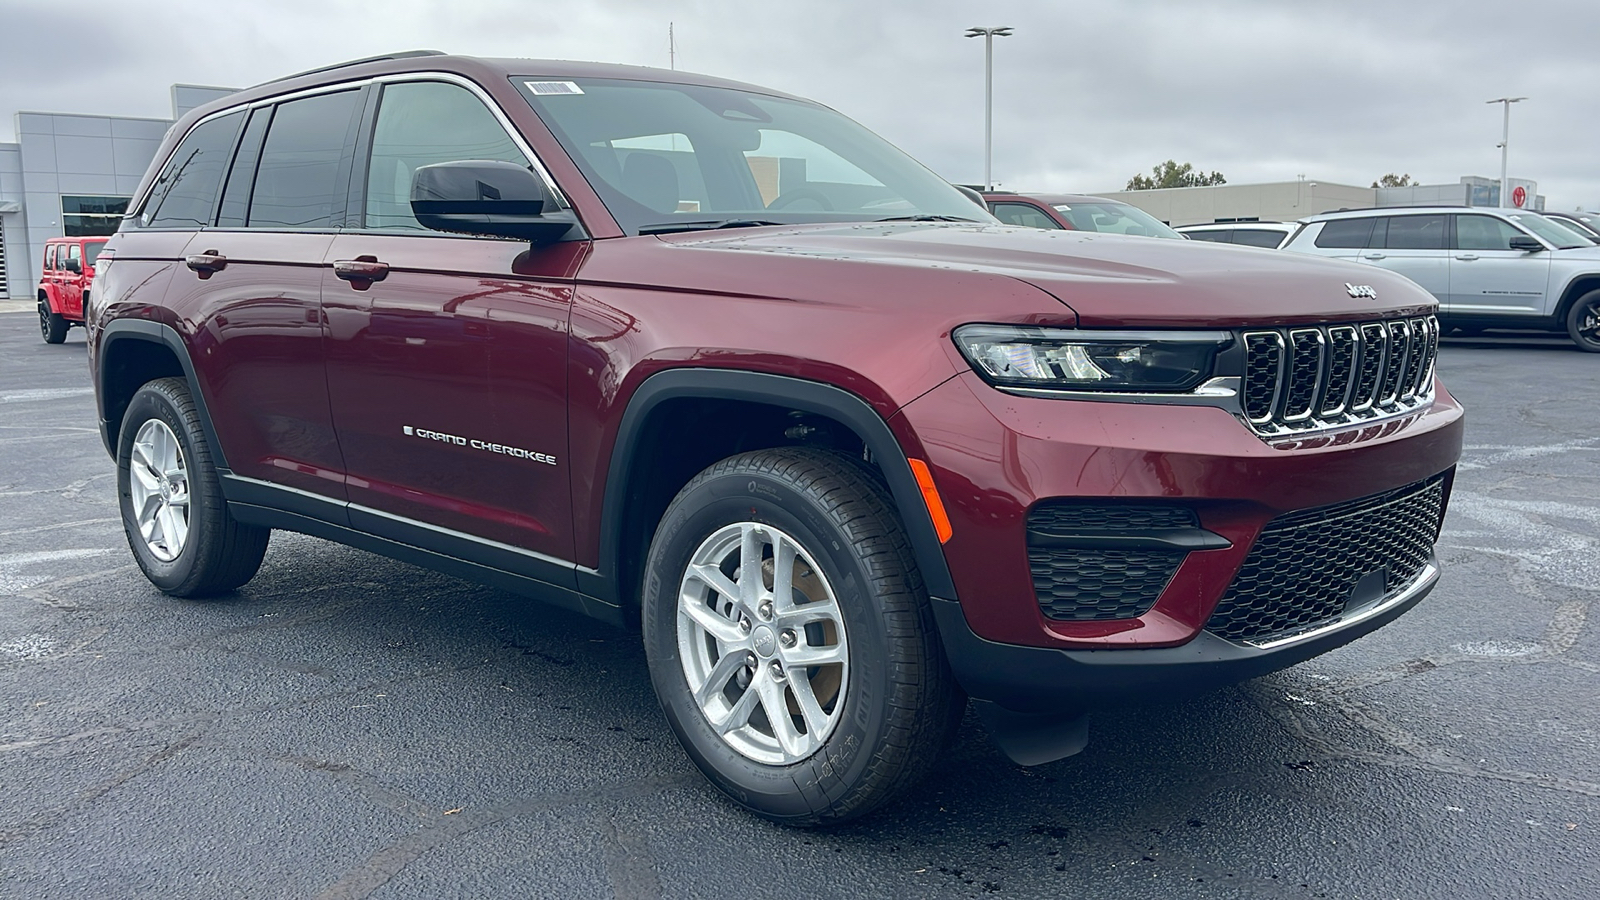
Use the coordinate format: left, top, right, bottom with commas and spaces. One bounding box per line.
1454, 215, 1523, 251
215, 108, 270, 228
44, 245, 57, 270
1380, 215, 1445, 250
365, 81, 531, 231
144, 111, 244, 228
85, 242, 105, 266
991, 202, 1062, 229
249, 90, 361, 228
1313, 217, 1375, 249
1183, 229, 1231, 243
1231, 229, 1285, 248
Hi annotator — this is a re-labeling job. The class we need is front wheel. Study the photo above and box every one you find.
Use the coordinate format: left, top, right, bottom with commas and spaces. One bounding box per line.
117, 377, 270, 596
642, 448, 963, 825
38, 298, 68, 344
1565, 290, 1600, 352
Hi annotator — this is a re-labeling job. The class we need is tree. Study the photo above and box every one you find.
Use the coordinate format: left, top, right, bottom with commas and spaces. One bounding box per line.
1371, 173, 1414, 188
1125, 160, 1227, 191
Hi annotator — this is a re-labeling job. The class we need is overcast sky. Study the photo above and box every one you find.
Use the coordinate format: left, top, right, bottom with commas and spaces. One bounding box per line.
4, 0, 1597, 209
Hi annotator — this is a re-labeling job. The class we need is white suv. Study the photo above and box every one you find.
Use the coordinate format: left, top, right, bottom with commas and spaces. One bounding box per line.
1284, 207, 1600, 351
1176, 222, 1301, 249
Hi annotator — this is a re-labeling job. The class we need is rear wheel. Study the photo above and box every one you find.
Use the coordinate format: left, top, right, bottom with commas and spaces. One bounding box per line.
38, 297, 68, 344
1565, 290, 1600, 352
117, 377, 270, 596
642, 448, 963, 825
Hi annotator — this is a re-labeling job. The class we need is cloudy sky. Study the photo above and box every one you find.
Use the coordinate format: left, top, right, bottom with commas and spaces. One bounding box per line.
4, 0, 1596, 209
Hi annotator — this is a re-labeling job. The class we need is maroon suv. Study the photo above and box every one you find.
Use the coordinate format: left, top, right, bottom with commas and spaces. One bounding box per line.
87, 52, 1463, 824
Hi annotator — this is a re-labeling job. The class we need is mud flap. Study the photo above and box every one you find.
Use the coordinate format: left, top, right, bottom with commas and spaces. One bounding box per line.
973, 700, 1091, 767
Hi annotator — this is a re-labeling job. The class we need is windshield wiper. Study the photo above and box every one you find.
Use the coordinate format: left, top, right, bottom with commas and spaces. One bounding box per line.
638, 219, 782, 235
873, 214, 980, 223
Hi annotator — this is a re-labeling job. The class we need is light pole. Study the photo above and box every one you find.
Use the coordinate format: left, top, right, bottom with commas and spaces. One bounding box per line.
1486, 96, 1527, 207
965, 26, 1013, 191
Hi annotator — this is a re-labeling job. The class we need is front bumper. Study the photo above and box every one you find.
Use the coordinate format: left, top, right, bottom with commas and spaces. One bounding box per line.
930, 558, 1438, 713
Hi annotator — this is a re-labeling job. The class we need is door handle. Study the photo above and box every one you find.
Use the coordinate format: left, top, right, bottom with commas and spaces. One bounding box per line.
1362, 253, 1386, 260
185, 250, 227, 278
1454, 254, 1479, 261
333, 256, 389, 288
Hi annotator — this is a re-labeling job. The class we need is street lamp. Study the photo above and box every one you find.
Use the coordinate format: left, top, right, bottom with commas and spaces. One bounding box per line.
1486, 96, 1527, 207
965, 26, 1014, 191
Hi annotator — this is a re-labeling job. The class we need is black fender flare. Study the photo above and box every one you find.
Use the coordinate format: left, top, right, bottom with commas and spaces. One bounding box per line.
584, 368, 957, 606
96, 318, 228, 470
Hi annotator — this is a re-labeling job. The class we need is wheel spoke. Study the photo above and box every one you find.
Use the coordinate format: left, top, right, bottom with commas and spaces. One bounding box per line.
687, 563, 742, 608
712, 673, 763, 735
770, 533, 797, 614
131, 461, 161, 493
137, 493, 163, 531
693, 651, 749, 707
739, 524, 763, 606
755, 675, 809, 758
778, 597, 843, 629
787, 669, 833, 739
160, 502, 188, 553
680, 593, 747, 645
783, 641, 846, 668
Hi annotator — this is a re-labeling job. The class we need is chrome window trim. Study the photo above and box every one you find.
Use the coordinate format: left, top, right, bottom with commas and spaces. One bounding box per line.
131, 70, 570, 219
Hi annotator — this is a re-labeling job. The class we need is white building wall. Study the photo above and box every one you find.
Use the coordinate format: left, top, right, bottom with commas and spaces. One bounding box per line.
1, 142, 26, 299
1094, 181, 1378, 227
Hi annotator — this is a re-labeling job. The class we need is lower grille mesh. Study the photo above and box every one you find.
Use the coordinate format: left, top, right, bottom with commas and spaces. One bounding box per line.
1205, 476, 1446, 643
1028, 547, 1184, 621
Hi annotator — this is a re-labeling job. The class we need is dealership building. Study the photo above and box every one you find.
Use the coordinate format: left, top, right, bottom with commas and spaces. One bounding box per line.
1, 84, 236, 300
1096, 176, 1544, 228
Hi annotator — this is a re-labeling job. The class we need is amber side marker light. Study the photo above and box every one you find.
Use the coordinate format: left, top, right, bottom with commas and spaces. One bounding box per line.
908, 459, 953, 544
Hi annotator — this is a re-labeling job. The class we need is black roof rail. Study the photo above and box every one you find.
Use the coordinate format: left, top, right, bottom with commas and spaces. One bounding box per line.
1316, 204, 1473, 215
260, 50, 448, 85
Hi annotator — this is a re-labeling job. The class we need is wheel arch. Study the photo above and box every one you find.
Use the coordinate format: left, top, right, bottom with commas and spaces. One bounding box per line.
587, 369, 957, 616
1555, 275, 1600, 323
96, 319, 227, 469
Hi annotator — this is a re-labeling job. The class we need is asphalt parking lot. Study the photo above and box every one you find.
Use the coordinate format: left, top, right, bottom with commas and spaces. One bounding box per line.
0, 304, 1595, 899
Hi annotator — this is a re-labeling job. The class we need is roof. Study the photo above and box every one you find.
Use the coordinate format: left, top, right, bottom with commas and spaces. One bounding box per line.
980, 192, 1118, 205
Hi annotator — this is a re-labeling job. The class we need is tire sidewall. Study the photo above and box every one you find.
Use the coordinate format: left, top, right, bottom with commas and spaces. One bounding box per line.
116, 382, 207, 592
642, 461, 899, 822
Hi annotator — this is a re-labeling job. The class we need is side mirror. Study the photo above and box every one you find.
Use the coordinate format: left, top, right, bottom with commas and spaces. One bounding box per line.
411, 160, 573, 245
1509, 235, 1545, 252
63, 257, 82, 273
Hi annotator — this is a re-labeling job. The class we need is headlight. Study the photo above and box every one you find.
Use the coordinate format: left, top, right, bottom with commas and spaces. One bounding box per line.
953, 325, 1231, 392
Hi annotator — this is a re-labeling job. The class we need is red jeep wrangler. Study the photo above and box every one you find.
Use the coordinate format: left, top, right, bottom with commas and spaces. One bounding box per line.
37, 236, 108, 343
87, 52, 1464, 824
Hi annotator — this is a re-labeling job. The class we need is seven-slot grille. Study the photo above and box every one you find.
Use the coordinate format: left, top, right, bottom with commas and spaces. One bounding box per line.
1242, 316, 1438, 436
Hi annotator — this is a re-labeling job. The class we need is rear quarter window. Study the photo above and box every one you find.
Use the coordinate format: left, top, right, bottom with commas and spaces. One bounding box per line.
1313, 217, 1376, 249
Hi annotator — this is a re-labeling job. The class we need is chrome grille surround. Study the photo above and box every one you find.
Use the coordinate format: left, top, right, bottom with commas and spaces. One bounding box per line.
1241, 316, 1438, 438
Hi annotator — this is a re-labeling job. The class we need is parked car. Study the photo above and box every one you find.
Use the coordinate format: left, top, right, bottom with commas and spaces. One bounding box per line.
981, 191, 1183, 238
1284, 206, 1600, 350
88, 52, 1464, 824
36, 235, 108, 343
1539, 211, 1600, 244
1175, 221, 1301, 249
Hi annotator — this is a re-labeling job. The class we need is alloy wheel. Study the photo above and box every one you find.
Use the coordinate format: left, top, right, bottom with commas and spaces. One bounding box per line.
128, 419, 190, 562
676, 522, 849, 765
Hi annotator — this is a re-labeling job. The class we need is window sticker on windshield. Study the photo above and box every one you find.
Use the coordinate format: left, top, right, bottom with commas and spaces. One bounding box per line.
525, 81, 584, 96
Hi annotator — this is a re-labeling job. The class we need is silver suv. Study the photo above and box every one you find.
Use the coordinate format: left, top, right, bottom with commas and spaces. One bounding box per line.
1284, 206, 1600, 351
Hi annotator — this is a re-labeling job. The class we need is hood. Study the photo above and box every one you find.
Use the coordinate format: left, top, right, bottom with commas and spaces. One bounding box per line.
659, 222, 1437, 327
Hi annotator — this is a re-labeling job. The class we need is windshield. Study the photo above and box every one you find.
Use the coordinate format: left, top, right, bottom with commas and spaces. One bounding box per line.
1050, 202, 1181, 239
84, 242, 106, 266
516, 77, 993, 235
1548, 215, 1600, 241
1508, 213, 1589, 249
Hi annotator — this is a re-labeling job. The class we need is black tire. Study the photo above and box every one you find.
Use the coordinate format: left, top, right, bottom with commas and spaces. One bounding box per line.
116, 377, 270, 597
1565, 289, 1600, 352
641, 447, 964, 825
38, 297, 68, 344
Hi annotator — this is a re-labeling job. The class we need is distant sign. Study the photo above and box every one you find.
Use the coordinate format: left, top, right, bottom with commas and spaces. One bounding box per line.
1511, 185, 1528, 207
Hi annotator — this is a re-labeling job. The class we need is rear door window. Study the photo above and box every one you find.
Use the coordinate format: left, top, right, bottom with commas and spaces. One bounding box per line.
248, 90, 363, 229
1231, 229, 1284, 248
1380, 215, 1446, 250
1313, 217, 1376, 249
44, 245, 57, 271
991, 202, 1062, 229
143, 110, 245, 228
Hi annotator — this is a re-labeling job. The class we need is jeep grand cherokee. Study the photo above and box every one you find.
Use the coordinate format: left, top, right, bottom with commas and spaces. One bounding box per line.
86, 51, 1464, 824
